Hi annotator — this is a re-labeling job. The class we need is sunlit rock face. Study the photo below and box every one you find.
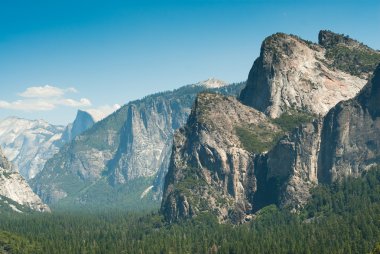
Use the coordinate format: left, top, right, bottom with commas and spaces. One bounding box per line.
0, 147, 50, 212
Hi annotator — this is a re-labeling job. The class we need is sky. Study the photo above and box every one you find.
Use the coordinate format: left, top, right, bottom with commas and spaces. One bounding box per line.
0, 0, 379, 125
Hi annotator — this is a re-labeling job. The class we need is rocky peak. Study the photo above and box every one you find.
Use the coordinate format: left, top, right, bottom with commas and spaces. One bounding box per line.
71, 110, 95, 137
197, 78, 227, 89
319, 30, 380, 79
318, 30, 366, 49
239, 31, 366, 118
61, 110, 95, 143
261, 64, 380, 210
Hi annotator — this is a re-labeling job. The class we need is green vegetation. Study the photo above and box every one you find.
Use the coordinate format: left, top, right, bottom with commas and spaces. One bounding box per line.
1, 170, 16, 179
3, 168, 380, 253
236, 110, 316, 154
325, 45, 380, 77
0, 231, 40, 254
235, 124, 282, 154
272, 110, 316, 132
173, 167, 210, 209
175, 170, 205, 195
371, 243, 380, 254
51, 177, 159, 212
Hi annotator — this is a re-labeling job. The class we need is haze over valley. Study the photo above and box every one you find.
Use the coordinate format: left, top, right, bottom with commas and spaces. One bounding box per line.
1, 1, 380, 253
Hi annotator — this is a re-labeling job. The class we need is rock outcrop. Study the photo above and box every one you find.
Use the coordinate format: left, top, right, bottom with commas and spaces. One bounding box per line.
318, 30, 380, 79
318, 64, 380, 183
265, 118, 323, 210
239, 32, 369, 118
318, 30, 365, 49
60, 110, 96, 143
161, 93, 282, 223
0, 147, 50, 212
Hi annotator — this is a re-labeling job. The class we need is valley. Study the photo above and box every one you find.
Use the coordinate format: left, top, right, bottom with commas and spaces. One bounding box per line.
1, 25, 380, 253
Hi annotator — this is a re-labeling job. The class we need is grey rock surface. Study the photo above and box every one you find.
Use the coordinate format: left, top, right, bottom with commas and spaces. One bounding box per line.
161, 93, 281, 223
0, 147, 50, 212
60, 110, 96, 143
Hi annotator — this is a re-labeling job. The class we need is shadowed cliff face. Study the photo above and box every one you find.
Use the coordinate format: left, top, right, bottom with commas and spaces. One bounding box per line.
60, 110, 96, 143
318, 64, 380, 184
358, 64, 380, 117
239, 32, 371, 118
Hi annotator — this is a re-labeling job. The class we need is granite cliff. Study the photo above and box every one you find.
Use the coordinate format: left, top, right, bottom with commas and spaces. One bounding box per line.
161, 31, 380, 223
264, 63, 380, 212
239, 31, 379, 118
60, 110, 96, 144
161, 93, 281, 223
0, 147, 49, 212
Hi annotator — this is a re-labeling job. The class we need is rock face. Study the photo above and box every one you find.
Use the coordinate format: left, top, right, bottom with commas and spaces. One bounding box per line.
60, 110, 96, 143
239, 32, 368, 118
161, 32, 380, 223
0, 147, 50, 212
318, 64, 380, 183
265, 118, 323, 210
0, 117, 64, 179
161, 93, 282, 223
263, 64, 380, 211
31, 82, 245, 208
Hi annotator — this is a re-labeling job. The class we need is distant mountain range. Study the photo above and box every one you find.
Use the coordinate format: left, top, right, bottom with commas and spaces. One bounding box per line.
0, 110, 97, 180
30, 79, 245, 210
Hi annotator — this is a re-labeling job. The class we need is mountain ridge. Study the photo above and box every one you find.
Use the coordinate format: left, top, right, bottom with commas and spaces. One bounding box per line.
0, 109, 101, 180
161, 30, 380, 223
31, 81, 245, 209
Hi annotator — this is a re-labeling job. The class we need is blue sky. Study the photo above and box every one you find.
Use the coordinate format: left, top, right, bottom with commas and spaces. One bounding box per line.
0, 0, 379, 125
